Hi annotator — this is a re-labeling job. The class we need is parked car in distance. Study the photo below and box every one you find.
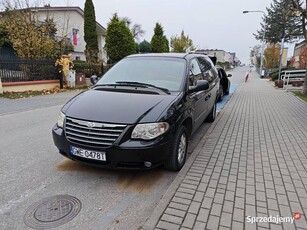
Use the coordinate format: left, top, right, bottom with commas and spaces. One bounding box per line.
216, 66, 232, 102
52, 53, 219, 171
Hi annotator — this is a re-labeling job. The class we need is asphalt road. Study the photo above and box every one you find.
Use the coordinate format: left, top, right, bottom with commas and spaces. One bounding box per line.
0, 67, 246, 230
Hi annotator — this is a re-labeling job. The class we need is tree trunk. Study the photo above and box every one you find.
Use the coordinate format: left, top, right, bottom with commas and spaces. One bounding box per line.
301, 3, 307, 95
302, 38, 307, 95
303, 69, 307, 95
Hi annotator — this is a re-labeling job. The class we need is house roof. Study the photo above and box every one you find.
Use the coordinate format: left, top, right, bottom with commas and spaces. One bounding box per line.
196, 49, 226, 53
14, 6, 106, 34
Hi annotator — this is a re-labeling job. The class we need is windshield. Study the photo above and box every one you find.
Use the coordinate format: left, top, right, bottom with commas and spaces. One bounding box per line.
97, 57, 186, 91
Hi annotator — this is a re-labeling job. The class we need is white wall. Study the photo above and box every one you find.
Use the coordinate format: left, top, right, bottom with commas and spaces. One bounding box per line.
32, 9, 107, 62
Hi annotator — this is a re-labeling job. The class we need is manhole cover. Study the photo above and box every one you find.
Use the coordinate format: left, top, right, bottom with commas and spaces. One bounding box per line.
23, 195, 81, 229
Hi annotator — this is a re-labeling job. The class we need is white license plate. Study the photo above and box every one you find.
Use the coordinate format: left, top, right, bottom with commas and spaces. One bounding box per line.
70, 146, 106, 161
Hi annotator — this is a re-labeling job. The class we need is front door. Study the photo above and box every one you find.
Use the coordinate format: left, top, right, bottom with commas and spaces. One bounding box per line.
188, 58, 209, 133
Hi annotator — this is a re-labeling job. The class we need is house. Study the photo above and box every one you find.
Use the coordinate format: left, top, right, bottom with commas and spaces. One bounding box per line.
293, 40, 306, 68
195, 49, 237, 64
26, 6, 107, 63
281, 47, 288, 67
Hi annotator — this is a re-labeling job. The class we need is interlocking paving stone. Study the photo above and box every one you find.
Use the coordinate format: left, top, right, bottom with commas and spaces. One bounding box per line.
207, 215, 220, 230
165, 208, 186, 218
193, 192, 205, 203
210, 203, 222, 216
232, 221, 244, 230
169, 202, 189, 212
233, 208, 244, 222
222, 200, 234, 214
182, 213, 196, 229
172, 197, 192, 206
175, 192, 194, 200
187, 201, 201, 215
179, 227, 190, 230
147, 72, 307, 229
220, 212, 232, 228
193, 221, 206, 230
201, 197, 213, 209
196, 208, 209, 223
160, 214, 183, 225
224, 190, 235, 201
156, 221, 180, 230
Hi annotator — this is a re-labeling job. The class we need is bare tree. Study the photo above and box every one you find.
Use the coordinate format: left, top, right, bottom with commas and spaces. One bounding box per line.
121, 17, 145, 40
0, 0, 44, 10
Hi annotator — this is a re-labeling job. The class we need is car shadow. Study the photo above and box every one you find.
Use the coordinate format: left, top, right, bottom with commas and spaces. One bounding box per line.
56, 158, 168, 193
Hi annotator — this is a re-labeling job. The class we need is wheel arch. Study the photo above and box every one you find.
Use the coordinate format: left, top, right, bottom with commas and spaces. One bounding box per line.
180, 117, 193, 138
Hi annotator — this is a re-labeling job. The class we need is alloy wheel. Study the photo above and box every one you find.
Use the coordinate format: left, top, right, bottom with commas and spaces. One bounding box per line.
177, 133, 187, 164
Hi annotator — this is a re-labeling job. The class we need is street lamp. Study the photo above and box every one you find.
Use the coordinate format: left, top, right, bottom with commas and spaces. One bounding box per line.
243, 10, 266, 78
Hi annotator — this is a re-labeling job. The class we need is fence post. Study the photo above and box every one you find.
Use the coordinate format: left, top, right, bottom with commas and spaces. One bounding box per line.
101, 63, 104, 76
0, 77, 3, 94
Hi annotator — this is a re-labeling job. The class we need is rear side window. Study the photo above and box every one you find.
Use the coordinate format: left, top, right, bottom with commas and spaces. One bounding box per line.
197, 57, 217, 84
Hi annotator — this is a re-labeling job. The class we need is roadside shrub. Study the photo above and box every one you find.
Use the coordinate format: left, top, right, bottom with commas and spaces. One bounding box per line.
271, 72, 280, 81
73, 61, 101, 77
73, 61, 114, 77
217, 62, 231, 70
269, 67, 295, 81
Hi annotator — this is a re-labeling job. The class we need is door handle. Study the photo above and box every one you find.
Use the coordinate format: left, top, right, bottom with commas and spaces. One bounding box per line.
205, 93, 211, 101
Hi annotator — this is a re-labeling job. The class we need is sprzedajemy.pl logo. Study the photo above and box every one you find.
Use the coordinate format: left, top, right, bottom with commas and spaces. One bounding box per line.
246, 212, 301, 224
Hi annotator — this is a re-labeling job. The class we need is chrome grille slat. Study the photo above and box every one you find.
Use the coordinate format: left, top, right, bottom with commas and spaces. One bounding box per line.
66, 136, 112, 146
66, 131, 117, 142
66, 122, 123, 132
65, 127, 119, 137
65, 117, 126, 147
69, 118, 126, 128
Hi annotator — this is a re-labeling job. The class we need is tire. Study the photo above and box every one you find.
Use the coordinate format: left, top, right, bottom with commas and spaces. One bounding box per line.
205, 102, 216, 123
164, 126, 188, 171
224, 82, 230, 95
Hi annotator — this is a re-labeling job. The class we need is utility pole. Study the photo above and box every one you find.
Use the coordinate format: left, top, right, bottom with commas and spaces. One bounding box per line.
243, 10, 266, 77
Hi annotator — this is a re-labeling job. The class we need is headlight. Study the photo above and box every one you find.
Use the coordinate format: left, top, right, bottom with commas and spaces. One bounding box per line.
131, 122, 169, 140
57, 111, 65, 128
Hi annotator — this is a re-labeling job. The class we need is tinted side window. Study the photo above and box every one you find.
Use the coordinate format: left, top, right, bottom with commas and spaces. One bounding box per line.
197, 57, 217, 84
189, 59, 203, 86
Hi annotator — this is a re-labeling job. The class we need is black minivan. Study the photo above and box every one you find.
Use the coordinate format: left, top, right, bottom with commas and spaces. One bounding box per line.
52, 53, 219, 171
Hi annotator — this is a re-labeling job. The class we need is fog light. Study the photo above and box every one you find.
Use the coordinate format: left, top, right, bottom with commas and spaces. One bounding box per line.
144, 161, 152, 168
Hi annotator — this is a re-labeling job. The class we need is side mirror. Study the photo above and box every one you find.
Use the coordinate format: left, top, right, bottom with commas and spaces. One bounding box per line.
90, 75, 98, 85
227, 74, 232, 77
189, 80, 209, 93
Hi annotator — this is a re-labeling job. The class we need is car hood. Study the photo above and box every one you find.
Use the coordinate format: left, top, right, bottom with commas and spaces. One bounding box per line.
62, 88, 178, 124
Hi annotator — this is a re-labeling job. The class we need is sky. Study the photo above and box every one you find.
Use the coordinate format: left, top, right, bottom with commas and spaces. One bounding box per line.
51, 0, 278, 64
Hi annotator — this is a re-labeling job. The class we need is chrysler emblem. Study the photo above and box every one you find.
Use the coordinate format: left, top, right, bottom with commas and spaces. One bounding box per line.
87, 122, 95, 128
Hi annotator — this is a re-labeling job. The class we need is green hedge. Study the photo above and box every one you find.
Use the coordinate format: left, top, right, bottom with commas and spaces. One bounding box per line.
73, 61, 102, 77
73, 61, 115, 77
269, 67, 295, 81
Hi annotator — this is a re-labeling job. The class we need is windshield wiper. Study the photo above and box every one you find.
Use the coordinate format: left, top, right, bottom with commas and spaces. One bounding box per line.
115, 81, 170, 94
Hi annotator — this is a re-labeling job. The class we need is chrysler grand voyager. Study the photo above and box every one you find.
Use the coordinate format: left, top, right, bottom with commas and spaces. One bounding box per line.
52, 53, 219, 171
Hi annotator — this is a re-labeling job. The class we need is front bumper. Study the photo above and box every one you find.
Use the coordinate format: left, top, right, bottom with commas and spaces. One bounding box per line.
52, 125, 171, 169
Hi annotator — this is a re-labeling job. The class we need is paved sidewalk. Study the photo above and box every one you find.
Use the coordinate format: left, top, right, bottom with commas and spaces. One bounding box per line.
144, 71, 307, 230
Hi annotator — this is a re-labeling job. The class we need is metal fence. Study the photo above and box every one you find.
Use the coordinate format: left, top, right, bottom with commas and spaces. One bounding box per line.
0, 56, 58, 83
0, 55, 116, 83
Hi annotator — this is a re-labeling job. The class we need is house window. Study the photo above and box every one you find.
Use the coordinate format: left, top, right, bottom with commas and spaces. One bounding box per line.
75, 56, 80, 61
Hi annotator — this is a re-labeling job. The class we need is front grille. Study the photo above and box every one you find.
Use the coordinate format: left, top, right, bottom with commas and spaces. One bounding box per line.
65, 117, 127, 148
